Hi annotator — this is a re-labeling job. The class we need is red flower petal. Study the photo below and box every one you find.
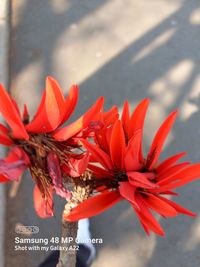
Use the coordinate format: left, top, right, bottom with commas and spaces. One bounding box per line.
94, 128, 110, 153
33, 185, 54, 218
81, 120, 104, 139
6, 147, 30, 165
110, 120, 126, 169
142, 193, 178, 217
31, 90, 46, 122
157, 162, 190, 184
61, 84, 79, 124
0, 146, 29, 181
0, 147, 29, 182
0, 123, 13, 145
151, 163, 200, 192
0, 159, 27, 181
128, 98, 150, 138
64, 190, 122, 221
0, 174, 9, 182
102, 105, 119, 126
53, 96, 104, 141
88, 164, 113, 179
124, 130, 142, 171
26, 77, 66, 133
11, 98, 21, 116
47, 152, 71, 199
64, 153, 90, 178
156, 152, 186, 174
0, 123, 9, 134
47, 77, 66, 114
133, 194, 165, 236
147, 111, 177, 170
81, 139, 113, 170
119, 182, 139, 209
128, 98, 150, 161
121, 101, 130, 135
0, 84, 29, 139
127, 171, 157, 189
134, 208, 165, 236
158, 196, 196, 217
0, 137, 11, 146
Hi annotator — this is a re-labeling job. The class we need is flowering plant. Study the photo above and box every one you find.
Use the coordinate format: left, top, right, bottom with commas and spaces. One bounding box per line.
0, 77, 200, 265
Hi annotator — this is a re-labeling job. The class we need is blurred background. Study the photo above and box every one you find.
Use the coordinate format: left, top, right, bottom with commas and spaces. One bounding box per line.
6, 0, 200, 266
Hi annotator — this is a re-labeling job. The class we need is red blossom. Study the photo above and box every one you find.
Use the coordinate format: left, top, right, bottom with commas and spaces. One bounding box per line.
0, 77, 103, 218
64, 100, 200, 236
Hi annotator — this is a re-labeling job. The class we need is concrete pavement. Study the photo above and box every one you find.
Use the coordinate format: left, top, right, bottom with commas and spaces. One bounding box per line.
7, 0, 200, 266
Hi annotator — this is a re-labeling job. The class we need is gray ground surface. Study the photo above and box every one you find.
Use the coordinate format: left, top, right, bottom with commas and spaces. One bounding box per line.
6, 0, 200, 266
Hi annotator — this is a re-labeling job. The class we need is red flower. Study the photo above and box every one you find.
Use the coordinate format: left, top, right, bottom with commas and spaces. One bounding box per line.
64, 100, 200, 236
0, 77, 103, 218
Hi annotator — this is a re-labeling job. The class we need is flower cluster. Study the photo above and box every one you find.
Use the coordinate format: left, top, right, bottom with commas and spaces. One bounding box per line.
0, 77, 103, 218
0, 77, 200, 236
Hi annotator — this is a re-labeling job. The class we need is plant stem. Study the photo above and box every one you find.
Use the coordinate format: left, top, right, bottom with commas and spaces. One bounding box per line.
56, 219, 78, 267
56, 174, 91, 266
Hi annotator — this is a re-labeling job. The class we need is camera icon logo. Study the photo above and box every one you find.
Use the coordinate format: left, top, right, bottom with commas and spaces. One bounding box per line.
15, 225, 39, 234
